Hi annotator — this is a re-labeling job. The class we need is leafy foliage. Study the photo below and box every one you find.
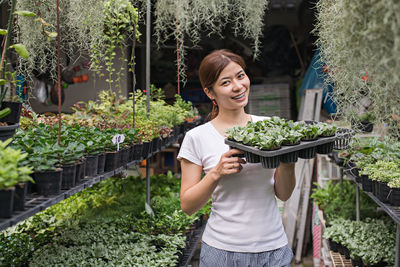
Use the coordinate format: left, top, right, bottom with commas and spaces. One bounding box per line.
311, 180, 378, 222
0, 139, 33, 189
324, 217, 396, 265
0, 172, 210, 266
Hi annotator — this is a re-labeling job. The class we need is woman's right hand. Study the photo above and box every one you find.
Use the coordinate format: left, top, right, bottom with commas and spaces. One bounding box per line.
211, 149, 246, 180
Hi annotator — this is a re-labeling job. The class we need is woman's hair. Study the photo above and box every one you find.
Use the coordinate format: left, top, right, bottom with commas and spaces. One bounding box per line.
198, 49, 246, 120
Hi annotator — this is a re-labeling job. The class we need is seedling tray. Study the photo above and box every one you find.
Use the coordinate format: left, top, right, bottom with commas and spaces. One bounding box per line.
225, 135, 337, 165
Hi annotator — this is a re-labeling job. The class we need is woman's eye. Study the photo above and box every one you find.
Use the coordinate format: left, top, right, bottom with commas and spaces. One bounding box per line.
221, 81, 229, 86
237, 73, 245, 79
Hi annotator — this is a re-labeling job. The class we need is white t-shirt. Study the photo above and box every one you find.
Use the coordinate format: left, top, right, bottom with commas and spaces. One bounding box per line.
177, 115, 288, 253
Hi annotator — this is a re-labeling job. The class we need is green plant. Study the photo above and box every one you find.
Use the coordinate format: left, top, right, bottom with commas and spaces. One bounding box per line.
300, 124, 320, 140
317, 122, 337, 137
0, 139, 33, 189
0, 2, 34, 110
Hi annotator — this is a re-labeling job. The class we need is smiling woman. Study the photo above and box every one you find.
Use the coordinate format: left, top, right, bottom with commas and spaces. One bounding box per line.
177, 49, 297, 267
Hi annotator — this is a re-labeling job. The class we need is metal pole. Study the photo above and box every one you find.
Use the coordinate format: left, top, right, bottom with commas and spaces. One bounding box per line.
56, 0, 62, 145
395, 224, 400, 267
355, 184, 360, 221
145, 0, 151, 206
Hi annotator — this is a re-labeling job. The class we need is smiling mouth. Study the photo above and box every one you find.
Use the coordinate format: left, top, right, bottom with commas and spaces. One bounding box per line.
232, 93, 245, 100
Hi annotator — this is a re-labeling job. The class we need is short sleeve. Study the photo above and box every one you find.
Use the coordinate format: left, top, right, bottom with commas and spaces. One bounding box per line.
177, 132, 202, 166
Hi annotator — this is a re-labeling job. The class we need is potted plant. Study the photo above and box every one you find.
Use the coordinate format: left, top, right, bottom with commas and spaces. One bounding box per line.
0, 139, 33, 217
352, 111, 375, 133
0, 5, 36, 138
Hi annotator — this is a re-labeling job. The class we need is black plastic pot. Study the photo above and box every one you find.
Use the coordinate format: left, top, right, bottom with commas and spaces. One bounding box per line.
343, 246, 351, 259
119, 147, 130, 167
85, 155, 98, 177
316, 141, 334, 154
133, 143, 143, 160
245, 151, 260, 163
61, 164, 76, 189
75, 160, 85, 184
104, 151, 118, 172
372, 180, 379, 196
13, 183, 27, 211
34, 168, 62, 196
328, 239, 339, 253
0, 188, 15, 218
351, 258, 364, 267
390, 188, 400, 206
142, 142, 151, 158
352, 121, 374, 133
361, 175, 373, 192
377, 182, 390, 203
97, 153, 106, 174
298, 147, 316, 159
0, 123, 19, 142
332, 151, 345, 167
280, 151, 299, 164
0, 101, 22, 124
261, 156, 280, 169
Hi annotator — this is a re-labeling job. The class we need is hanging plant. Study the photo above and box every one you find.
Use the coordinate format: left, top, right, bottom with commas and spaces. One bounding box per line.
15, 0, 140, 92
314, 0, 400, 137
153, 0, 269, 84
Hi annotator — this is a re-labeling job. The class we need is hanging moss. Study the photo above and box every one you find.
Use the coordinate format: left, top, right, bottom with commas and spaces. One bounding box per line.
314, 0, 400, 137
153, 0, 270, 84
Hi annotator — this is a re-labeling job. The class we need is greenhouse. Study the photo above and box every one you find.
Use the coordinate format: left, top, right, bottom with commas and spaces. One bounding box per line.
0, 0, 399, 266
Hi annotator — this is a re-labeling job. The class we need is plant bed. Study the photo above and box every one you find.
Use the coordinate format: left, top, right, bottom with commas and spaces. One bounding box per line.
34, 168, 62, 196
13, 183, 27, 211
0, 188, 15, 218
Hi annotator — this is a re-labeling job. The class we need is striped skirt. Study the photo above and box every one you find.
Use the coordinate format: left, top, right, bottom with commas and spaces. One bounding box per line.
199, 242, 293, 267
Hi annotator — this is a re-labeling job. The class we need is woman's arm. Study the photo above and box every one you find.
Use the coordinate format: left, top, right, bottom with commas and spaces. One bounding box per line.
180, 149, 246, 215
274, 162, 296, 201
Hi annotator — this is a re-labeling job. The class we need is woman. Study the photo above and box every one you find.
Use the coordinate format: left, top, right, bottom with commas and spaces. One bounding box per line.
177, 49, 296, 267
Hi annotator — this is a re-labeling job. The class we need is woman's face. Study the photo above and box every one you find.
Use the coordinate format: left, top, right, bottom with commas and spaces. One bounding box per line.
206, 61, 250, 111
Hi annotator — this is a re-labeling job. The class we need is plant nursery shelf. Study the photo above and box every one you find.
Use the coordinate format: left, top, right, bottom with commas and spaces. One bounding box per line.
0, 160, 141, 232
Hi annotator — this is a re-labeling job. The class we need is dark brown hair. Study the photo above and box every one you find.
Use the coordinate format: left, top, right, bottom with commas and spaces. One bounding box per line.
198, 49, 246, 120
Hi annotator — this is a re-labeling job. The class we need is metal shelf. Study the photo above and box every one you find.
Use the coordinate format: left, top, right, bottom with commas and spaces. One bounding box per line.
0, 161, 140, 232
178, 222, 206, 267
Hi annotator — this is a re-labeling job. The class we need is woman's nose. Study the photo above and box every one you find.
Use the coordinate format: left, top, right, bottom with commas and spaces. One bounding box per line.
231, 78, 243, 91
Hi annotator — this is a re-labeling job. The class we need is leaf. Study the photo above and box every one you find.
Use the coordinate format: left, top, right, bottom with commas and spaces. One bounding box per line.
10, 44, 29, 59
0, 29, 7, 35
145, 202, 154, 216
0, 79, 6, 86
44, 31, 58, 38
14, 10, 36, 17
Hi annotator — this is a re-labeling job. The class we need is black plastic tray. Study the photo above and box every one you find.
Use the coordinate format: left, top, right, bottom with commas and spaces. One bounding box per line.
225, 135, 337, 158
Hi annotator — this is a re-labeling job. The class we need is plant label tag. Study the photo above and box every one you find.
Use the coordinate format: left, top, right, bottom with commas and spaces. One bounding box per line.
112, 134, 125, 151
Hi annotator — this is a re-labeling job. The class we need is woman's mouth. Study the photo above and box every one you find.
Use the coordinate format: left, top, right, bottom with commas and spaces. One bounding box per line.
232, 92, 246, 100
